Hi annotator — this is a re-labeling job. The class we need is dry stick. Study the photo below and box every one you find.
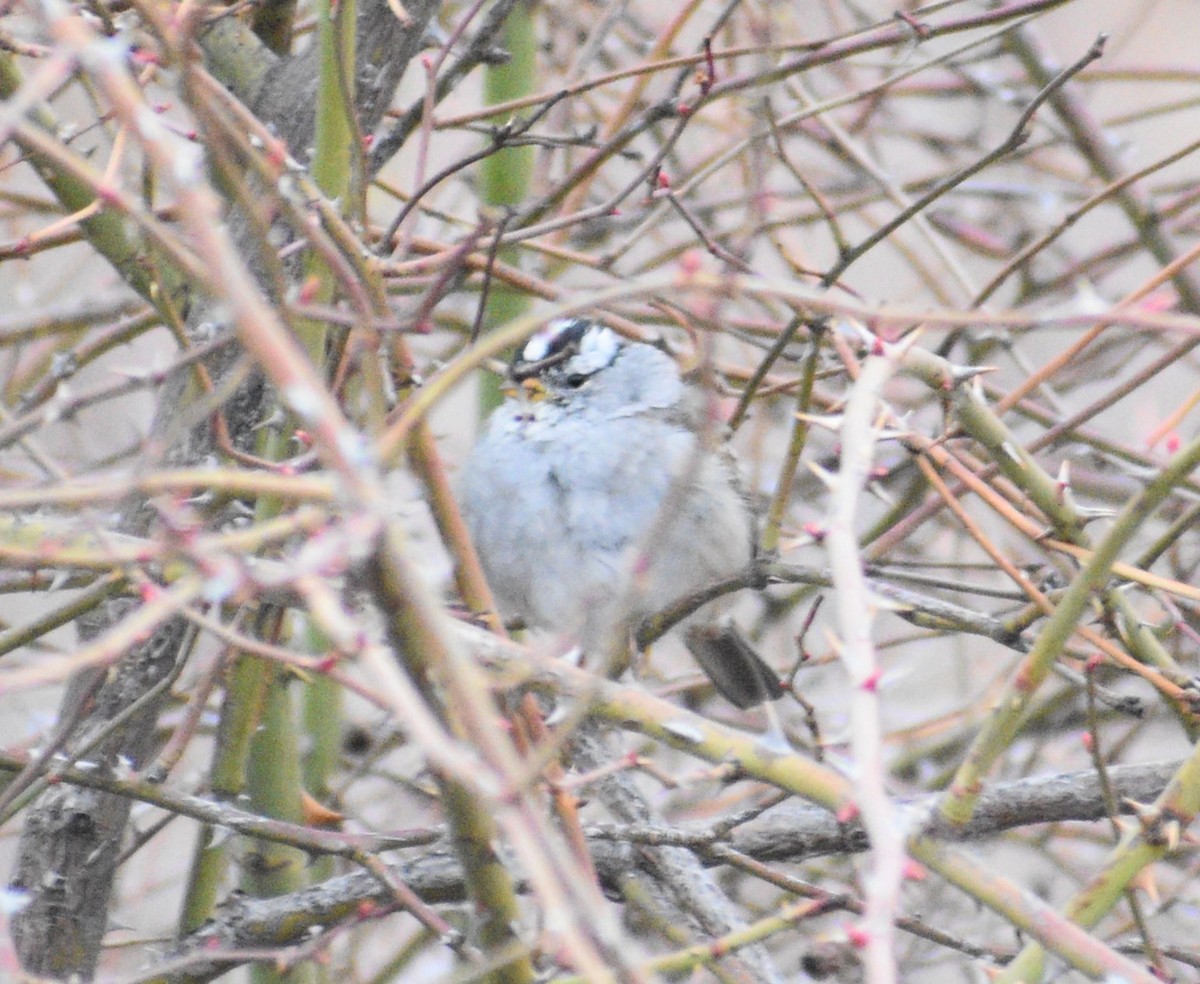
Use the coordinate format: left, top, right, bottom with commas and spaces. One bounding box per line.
1009, 23, 1200, 313
176, 602, 397, 712
0, 671, 105, 821
378, 90, 568, 251
0, 571, 123, 659
350, 851, 462, 949
789, 72, 978, 307
121, 759, 1188, 980
13, 308, 163, 410
1146, 385, 1200, 449
867, 338, 1200, 562
993, 741, 1200, 983
765, 99, 852, 261
548, 895, 824, 984
393, 242, 607, 903
907, 446, 1167, 710
996, 234, 1200, 415
11, 119, 209, 283
914, 454, 1052, 607
469, 209, 513, 344
0, 504, 329, 578
0, 745, 441, 856
1081, 667, 1170, 977
0, 620, 194, 825
707, 845, 1005, 963
379, 269, 1200, 467
892, 391, 1190, 691
662, 188, 754, 273
821, 34, 1107, 287
760, 321, 823, 553
942, 363, 1196, 692
501, 100, 686, 244
569, 727, 782, 984
247, 18, 605, 946
636, 557, 1145, 720
0, 43, 78, 148
727, 314, 809, 432
550, 0, 709, 227
145, 642, 234, 783
0, 578, 204, 692
474, 628, 1167, 982
602, 7, 1065, 275
0, 296, 148, 345
4, 2, 433, 976
509, 694, 601, 889
822, 346, 906, 984
0, 469, 335, 511
998, 20, 1200, 561
973, 135, 1200, 306
431, 0, 1071, 134
393, 0, 491, 261
187, 68, 379, 320
1030, 183, 1200, 299
909, 835, 1161, 984
368, 0, 524, 169
56, 12, 608, 980
940, 429, 1200, 828
0, 322, 239, 454
906, 431, 1194, 705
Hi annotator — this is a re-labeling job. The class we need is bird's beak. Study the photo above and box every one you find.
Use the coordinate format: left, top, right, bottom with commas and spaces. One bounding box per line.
519, 377, 549, 402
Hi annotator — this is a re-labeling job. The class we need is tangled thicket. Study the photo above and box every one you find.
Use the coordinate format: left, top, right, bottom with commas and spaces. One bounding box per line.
1, 1, 1199, 982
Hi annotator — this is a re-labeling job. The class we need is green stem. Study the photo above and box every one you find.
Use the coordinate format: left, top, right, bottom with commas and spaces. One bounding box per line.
0, 52, 184, 317
478, 0, 537, 413
941, 430, 1200, 826
247, 662, 318, 984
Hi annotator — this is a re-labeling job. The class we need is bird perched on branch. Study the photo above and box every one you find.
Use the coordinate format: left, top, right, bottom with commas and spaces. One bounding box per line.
460, 317, 784, 711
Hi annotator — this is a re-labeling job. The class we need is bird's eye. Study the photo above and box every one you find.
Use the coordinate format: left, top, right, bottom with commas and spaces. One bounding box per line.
565, 373, 588, 388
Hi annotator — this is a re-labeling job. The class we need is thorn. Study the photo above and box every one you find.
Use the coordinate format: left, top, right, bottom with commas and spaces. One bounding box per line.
794, 411, 845, 433
1075, 504, 1118, 523
1123, 798, 1170, 845
1000, 441, 1024, 464
802, 521, 827, 543
253, 407, 287, 433
948, 364, 994, 385
1056, 460, 1071, 503
866, 479, 895, 507
846, 924, 870, 949
805, 460, 837, 490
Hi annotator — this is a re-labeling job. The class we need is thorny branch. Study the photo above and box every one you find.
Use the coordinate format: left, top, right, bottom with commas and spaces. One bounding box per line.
2, 0, 1200, 982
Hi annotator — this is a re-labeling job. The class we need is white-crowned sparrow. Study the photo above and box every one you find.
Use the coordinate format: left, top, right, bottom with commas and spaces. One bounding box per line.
459, 318, 783, 709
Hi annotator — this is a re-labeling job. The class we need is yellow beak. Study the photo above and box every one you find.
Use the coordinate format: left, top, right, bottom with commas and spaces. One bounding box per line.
520, 377, 549, 402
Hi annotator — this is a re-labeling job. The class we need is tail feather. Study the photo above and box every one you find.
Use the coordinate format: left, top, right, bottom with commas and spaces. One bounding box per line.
684, 622, 784, 709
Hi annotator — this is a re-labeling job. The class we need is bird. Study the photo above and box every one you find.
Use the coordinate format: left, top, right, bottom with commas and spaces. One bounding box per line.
458, 317, 783, 710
